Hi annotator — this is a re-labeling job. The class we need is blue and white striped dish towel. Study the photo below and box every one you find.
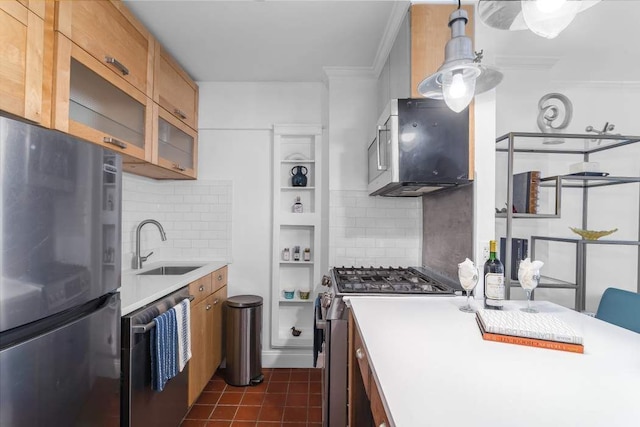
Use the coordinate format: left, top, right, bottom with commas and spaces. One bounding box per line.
150, 308, 178, 392
174, 298, 192, 372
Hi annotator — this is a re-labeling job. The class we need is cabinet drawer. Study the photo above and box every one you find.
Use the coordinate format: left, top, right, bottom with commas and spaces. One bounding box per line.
353, 325, 370, 398
212, 266, 228, 293
189, 274, 213, 306
155, 45, 198, 130
56, 0, 151, 96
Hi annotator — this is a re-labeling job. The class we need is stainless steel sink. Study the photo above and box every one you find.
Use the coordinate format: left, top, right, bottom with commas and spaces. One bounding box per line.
138, 266, 202, 276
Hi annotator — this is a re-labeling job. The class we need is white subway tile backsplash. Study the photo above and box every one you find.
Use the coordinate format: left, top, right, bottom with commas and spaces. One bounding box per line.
121, 174, 232, 266
330, 190, 421, 267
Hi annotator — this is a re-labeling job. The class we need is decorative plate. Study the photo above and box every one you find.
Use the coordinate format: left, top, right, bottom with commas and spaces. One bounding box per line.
570, 227, 618, 240
285, 153, 308, 161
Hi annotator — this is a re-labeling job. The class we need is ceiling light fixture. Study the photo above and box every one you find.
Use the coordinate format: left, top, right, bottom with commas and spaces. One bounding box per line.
478, 0, 600, 39
521, 0, 582, 39
417, 1, 503, 113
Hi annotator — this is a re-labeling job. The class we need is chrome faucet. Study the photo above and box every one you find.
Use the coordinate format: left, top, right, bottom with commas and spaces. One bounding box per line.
134, 219, 167, 269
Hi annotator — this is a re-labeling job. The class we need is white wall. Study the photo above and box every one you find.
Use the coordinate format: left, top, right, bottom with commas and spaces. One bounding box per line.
197, 82, 324, 366
477, 0, 640, 311
326, 74, 422, 268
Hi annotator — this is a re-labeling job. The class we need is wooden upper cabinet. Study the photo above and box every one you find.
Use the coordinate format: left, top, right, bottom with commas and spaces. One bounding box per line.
0, 1, 48, 124
55, 0, 152, 98
52, 33, 151, 162
155, 44, 198, 130
155, 105, 198, 178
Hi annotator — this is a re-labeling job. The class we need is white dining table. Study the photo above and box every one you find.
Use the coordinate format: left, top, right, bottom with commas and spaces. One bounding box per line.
347, 296, 640, 427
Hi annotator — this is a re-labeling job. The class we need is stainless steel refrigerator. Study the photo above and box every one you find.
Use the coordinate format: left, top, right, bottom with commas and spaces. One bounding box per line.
0, 115, 122, 426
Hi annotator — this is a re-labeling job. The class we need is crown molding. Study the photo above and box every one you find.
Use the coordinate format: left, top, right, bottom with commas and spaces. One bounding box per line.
495, 56, 560, 71
371, 1, 411, 78
551, 80, 640, 89
322, 66, 377, 81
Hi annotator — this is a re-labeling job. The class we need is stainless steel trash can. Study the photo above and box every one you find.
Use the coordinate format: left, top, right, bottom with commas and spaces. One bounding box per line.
225, 295, 264, 386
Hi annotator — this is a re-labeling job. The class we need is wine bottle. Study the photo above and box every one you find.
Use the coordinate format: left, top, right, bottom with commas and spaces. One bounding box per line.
484, 240, 505, 310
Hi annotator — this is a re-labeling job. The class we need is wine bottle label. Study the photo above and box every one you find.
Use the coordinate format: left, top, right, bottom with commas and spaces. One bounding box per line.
485, 273, 505, 301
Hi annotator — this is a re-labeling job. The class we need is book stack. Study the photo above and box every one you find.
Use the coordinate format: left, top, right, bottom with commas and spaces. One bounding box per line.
476, 309, 584, 353
512, 171, 540, 214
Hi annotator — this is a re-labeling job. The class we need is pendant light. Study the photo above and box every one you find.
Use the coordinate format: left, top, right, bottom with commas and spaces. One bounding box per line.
521, 0, 582, 39
478, 0, 600, 39
417, 2, 503, 113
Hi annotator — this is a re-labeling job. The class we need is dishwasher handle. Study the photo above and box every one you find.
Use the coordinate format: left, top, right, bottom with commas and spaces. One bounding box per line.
131, 295, 195, 334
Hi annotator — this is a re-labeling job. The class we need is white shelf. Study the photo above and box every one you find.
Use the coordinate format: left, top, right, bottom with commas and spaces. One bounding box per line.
280, 260, 314, 265
279, 297, 314, 304
280, 213, 318, 226
281, 186, 315, 191
271, 124, 323, 349
281, 159, 315, 164
273, 326, 314, 348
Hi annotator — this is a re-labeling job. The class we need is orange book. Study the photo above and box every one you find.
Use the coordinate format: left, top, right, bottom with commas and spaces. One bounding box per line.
476, 318, 584, 354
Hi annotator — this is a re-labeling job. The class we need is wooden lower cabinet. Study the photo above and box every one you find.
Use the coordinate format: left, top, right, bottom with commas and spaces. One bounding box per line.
188, 266, 228, 406
349, 312, 392, 427
188, 295, 209, 405
209, 286, 227, 377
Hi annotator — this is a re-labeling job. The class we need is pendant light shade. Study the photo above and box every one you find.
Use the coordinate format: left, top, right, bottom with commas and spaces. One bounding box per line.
417, 9, 503, 113
521, 0, 582, 39
478, 0, 600, 39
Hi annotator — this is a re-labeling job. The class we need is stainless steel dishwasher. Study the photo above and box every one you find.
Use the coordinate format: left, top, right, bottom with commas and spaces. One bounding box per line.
121, 287, 191, 427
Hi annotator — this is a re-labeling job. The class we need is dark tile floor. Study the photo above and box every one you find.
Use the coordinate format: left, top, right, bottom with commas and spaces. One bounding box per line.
181, 368, 323, 427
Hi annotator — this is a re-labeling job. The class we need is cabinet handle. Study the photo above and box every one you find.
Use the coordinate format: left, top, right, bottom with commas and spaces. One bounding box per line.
206, 304, 212, 310
103, 137, 127, 149
356, 348, 364, 360
379, 423, 387, 427
198, 285, 204, 292
174, 108, 187, 120
173, 163, 186, 171
213, 298, 219, 305
104, 56, 129, 76
217, 275, 223, 281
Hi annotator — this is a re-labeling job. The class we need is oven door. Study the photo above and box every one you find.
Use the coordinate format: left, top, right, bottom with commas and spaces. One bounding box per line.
313, 296, 325, 368
318, 301, 348, 427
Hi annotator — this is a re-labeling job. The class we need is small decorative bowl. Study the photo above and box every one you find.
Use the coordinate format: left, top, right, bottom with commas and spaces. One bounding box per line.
570, 227, 618, 240
283, 289, 294, 299
298, 290, 310, 300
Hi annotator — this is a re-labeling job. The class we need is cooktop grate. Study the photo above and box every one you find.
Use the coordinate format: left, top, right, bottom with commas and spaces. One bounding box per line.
333, 266, 454, 295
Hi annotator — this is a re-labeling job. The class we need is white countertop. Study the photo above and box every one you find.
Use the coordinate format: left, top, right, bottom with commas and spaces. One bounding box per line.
119, 260, 228, 315
348, 296, 640, 427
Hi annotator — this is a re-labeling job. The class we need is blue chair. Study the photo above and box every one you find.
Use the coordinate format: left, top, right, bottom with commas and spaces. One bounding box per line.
595, 287, 640, 333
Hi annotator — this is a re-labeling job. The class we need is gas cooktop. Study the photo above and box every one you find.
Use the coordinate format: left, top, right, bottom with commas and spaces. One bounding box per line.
332, 266, 456, 295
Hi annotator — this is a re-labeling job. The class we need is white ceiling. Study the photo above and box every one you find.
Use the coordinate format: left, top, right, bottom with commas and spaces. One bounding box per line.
123, 0, 402, 82
479, 0, 640, 82
124, 0, 640, 84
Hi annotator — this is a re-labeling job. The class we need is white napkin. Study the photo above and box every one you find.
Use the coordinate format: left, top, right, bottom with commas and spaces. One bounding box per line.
458, 258, 479, 290
518, 258, 544, 290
